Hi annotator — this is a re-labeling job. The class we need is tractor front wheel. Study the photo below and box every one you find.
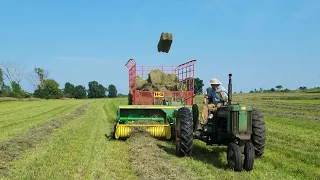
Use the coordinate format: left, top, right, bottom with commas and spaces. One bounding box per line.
175, 107, 193, 157
243, 142, 255, 171
227, 143, 243, 171
251, 108, 266, 158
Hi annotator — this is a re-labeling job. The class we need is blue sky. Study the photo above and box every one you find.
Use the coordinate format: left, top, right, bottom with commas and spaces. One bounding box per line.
1, 0, 319, 94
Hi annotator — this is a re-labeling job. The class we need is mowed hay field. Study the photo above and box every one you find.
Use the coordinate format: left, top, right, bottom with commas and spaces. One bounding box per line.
0, 92, 319, 180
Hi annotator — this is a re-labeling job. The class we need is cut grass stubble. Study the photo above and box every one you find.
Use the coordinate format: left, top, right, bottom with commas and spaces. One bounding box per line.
0, 103, 90, 177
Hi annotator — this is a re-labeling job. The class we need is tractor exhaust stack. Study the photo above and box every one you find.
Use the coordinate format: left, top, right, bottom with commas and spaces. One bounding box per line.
228, 73, 232, 105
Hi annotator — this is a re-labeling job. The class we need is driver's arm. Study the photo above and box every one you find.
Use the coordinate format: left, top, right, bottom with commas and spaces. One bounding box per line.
217, 89, 226, 101
204, 90, 212, 104
203, 95, 208, 104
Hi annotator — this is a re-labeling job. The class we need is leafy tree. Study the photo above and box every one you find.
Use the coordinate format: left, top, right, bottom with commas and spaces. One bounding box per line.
259, 88, 263, 92
11, 81, 23, 94
0, 61, 26, 97
270, 88, 275, 92
0, 61, 24, 87
28, 67, 49, 89
73, 85, 87, 99
298, 86, 307, 90
34, 79, 63, 99
1, 85, 11, 92
194, 77, 204, 94
275, 85, 283, 91
63, 82, 75, 98
282, 88, 290, 92
107, 84, 117, 98
87, 81, 106, 98
117, 93, 127, 97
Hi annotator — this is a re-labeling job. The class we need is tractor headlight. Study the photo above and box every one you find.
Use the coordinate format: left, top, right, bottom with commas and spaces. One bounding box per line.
209, 114, 214, 119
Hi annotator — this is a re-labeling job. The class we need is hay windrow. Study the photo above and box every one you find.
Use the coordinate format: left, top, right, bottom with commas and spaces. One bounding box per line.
127, 132, 198, 180
0, 103, 90, 177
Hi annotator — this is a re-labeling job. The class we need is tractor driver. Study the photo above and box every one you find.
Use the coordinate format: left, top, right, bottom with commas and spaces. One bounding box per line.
200, 78, 227, 126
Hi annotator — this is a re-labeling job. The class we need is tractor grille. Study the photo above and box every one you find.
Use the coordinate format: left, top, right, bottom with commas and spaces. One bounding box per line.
247, 111, 252, 133
231, 110, 252, 133
232, 111, 239, 132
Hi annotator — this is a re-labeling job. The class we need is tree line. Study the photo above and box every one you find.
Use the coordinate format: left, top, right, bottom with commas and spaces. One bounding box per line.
0, 61, 121, 99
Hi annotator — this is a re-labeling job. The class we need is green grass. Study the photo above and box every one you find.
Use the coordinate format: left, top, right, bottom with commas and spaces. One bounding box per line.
0, 92, 319, 179
0, 99, 88, 141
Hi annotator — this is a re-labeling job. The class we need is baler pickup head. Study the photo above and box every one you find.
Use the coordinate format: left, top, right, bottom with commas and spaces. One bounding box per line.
114, 105, 189, 140
114, 123, 171, 139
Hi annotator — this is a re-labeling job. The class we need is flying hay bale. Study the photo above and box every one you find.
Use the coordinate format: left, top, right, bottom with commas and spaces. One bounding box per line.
158, 32, 173, 53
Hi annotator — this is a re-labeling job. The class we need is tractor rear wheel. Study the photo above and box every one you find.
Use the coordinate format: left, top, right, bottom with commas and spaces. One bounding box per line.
251, 108, 266, 158
175, 107, 193, 157
227, 143, 243, 171
243, 142, 255, 171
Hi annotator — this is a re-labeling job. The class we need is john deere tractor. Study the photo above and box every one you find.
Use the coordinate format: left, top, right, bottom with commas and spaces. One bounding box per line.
175, 73, 266, 171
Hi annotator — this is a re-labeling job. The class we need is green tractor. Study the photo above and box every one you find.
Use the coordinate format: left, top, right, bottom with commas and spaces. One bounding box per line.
176, 73, 266, 171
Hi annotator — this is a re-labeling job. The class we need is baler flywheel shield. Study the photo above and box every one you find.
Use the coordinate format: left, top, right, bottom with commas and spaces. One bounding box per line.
114, 124, 171, 139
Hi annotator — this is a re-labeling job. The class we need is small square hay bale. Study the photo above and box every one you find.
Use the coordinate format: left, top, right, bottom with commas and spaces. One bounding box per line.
157, 32, 173, 53
147, 69, 167, 85
136, 76, 148, 90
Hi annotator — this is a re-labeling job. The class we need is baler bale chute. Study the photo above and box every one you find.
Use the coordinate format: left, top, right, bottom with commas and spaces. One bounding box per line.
113, 58, 197, 140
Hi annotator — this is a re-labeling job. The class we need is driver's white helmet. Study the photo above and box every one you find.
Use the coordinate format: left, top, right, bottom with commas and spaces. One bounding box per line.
210, 78, 221, 85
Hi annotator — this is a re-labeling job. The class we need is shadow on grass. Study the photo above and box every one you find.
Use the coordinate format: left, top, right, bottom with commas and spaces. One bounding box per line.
157, 142, 228, 170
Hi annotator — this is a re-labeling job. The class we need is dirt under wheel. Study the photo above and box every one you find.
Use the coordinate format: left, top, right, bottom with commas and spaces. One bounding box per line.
227, 143, 243, 171
192, 104, 199, 131
251, 108, 266, 158
175, 107, 193, 157
243, 142, 255, 171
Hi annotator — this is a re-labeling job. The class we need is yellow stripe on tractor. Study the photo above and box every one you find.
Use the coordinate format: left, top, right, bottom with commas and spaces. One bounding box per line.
114, 123, 171, 140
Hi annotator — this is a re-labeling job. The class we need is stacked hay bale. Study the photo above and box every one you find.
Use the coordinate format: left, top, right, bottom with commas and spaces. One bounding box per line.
157, 32, 173, 53
136, 69, 187, 91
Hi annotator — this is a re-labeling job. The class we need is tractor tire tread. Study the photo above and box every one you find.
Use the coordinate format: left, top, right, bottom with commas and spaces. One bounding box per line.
243, 142, 255, 171
227, 143, 243, 171
177, 107, 193, 156
251, 108, 266, 158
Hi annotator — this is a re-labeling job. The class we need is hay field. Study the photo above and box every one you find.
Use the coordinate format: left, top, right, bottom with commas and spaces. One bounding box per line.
0, 92, 319, 180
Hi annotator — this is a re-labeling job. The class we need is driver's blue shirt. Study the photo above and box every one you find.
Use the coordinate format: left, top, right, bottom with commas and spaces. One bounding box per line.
206, 88, 223, 104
